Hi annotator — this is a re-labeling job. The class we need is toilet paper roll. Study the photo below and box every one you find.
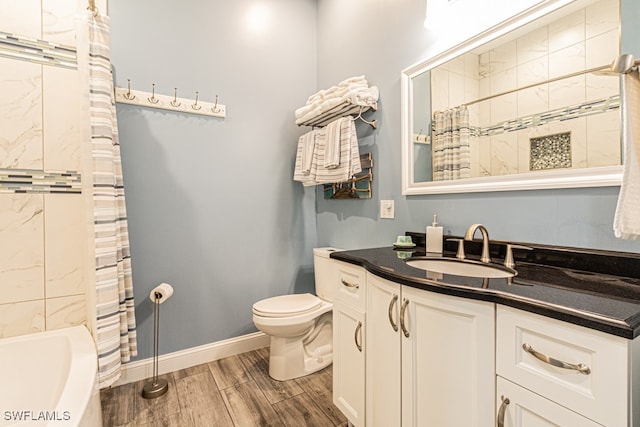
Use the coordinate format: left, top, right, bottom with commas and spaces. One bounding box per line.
150, 283, 174, 304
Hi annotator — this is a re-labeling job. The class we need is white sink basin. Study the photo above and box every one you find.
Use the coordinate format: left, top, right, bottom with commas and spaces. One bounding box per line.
406, 258, 516, 279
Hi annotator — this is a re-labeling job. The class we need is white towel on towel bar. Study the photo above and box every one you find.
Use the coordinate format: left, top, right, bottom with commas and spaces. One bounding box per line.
293, 131, 317, 186
301, 130, 316, 175
315, 117, 361, 184
614, 70, 640, 239
324, 117, 347, 169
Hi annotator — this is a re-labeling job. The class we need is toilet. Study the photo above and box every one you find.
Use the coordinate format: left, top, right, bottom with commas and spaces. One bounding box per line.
252, 247, 340, 381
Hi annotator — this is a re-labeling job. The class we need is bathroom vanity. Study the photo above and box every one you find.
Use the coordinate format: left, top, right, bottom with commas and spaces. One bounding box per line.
331, 240, 640, 426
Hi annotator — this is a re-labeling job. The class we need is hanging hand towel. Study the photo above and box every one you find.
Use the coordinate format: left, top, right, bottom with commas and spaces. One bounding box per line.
301, 130, 316, 175
614, 70, 640, 239
324, 117, 346, 169
293, 131, 318, 186
315, 117, 361, 184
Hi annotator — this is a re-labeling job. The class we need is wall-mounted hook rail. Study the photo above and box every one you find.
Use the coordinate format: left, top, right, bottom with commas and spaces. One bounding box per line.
114, 83, 226, 118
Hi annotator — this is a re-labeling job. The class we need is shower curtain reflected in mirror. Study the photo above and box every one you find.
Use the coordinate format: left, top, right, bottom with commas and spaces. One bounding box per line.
432, 106, 471, 181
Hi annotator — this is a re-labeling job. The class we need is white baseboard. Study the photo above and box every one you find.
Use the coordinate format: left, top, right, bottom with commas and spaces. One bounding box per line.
112, 332, 270, 387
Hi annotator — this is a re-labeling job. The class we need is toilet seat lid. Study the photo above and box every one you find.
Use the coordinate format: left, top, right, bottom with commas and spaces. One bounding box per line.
253, 293, 322, 317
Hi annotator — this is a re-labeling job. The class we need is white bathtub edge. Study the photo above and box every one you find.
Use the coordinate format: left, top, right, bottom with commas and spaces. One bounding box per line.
112, 331, 269, 387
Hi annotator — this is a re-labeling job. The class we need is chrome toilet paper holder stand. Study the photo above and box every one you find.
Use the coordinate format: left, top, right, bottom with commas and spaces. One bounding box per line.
142, 291, 169, 399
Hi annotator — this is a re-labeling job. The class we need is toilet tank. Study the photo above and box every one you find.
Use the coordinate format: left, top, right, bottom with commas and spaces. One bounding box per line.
313, 247, 343, 302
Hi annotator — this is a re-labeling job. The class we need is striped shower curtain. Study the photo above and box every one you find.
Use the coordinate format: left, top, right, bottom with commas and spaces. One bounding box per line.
80, 11, 137, 388
432, 106, 471, 181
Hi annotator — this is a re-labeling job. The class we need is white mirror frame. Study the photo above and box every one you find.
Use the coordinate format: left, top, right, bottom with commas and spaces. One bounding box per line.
401, 0, 623, 195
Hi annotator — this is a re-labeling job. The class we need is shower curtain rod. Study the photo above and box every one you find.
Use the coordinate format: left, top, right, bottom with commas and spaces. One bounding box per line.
462, 57, 640, 108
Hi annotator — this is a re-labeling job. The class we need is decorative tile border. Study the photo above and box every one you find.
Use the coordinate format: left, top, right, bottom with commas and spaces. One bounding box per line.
469, 95, 620, 137
530, 132, 572, 171
0, 169, 81, 194
0, 31, 77, 69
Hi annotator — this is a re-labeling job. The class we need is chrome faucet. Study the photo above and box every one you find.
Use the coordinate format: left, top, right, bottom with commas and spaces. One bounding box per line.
464, 224, 491, 263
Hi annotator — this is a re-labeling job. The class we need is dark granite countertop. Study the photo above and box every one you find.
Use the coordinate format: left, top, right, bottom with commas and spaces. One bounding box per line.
330, 242, 640, 340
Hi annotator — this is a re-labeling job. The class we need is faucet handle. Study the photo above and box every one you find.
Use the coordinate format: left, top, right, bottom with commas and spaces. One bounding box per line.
504, 244, 533, 269
446, 238, 466, 260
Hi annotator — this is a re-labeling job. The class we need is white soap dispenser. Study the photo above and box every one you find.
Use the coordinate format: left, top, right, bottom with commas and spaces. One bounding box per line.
426, 214, 443, 253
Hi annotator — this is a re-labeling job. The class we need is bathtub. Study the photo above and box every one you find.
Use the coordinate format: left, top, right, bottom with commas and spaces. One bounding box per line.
0, 326, 102, 427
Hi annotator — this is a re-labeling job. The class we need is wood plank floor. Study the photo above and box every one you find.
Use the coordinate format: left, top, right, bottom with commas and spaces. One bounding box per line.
100, 347, 347, 427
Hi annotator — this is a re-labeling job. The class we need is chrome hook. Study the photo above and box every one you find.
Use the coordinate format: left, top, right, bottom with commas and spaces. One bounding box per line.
148, 83, 159, 104
212, 95, 220, 113
123, 79, 136, 100
170, 87, 181, 107
191, 91, 201, 110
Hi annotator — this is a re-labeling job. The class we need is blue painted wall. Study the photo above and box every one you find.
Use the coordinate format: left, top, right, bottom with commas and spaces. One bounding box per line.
316, 0, 640, 255
110, 0, 318, 359
111, 0, 640, 359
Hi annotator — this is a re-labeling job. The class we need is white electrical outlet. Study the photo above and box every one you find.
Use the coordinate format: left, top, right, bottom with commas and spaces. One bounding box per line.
380, 200, 394, 219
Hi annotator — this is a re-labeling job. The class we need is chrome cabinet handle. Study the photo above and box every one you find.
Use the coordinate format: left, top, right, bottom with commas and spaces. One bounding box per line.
400, 299, 410, 338
388, 294, 399, 332
354, 321, 363, 352
522, 343, 591, 375
341, 279, 359, 289
497, 395, 510, 427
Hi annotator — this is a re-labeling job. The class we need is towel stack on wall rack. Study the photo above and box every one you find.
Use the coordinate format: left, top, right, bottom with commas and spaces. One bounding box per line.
295, 75, 378, 129
293, 76, 377, 199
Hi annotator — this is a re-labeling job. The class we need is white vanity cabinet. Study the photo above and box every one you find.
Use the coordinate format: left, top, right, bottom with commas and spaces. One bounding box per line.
365, 273, 495, 427
496, 306, 639, 427
496, 377, 602, 427
332, 261, 367, 426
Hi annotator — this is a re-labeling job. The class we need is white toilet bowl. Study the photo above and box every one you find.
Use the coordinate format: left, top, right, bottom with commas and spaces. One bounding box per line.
252, 293, 333, 381
252, 248, 341, 381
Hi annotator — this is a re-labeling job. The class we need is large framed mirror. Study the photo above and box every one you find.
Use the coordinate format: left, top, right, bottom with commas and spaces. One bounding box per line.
401, 0, 622, 195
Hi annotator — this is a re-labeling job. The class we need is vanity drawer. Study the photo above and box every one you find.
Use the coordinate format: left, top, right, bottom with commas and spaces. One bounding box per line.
496, 306, 629, 427
333, 261, 366, 310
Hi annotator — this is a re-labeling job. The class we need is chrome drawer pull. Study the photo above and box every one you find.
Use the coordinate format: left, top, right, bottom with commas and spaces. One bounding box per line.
522, 343, 591, 375
400, 299, 410, 338
388, 294, 399, 332
497, 395, 510, 427
341, 279, 359, 289
354, 321, 363, 352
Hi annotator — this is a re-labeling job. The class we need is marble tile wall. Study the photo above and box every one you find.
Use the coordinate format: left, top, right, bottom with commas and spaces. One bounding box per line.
478, 0, 620, 176
431, 0, 621, 178
0, 0, 92, 339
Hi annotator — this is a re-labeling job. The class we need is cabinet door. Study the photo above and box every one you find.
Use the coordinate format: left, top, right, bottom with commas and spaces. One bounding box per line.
401, 286, 495, 427
333, 300, 365, 426
366, 274, 401, 427
496, 377, 601, 427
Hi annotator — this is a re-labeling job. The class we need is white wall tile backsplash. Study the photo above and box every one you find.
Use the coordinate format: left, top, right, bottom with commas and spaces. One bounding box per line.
46, 294, 86, 330
0, 0, 42, 39
0, 1, 88, 338
0, 300, 45, 338
43, 66, 83, 172
0, 194, 44, 304
0, 58, 43, 170
430, 0, 620, 178
42, 0, 83, 46
44, 195, 86, 299
548, 9, 585, 53
585, 0, 620, 39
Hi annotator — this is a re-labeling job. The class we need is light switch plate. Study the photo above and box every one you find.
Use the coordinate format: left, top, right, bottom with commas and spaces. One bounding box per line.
380, 200, 394, 219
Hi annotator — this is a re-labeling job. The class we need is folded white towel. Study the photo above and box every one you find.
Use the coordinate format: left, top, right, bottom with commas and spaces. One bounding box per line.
614, 71, 640, 240
348, 86, 379, 107
295, 98, 344, 125
339, 75, 367, 86
295, 103, 316, 119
